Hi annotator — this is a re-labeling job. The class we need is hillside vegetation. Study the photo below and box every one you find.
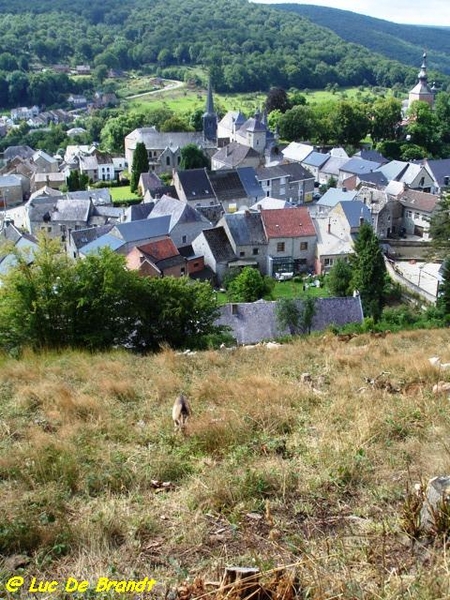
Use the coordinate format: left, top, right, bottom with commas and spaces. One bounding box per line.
275, 4, 450, 77
0, 0, 444, 103
1, 329, 450, 598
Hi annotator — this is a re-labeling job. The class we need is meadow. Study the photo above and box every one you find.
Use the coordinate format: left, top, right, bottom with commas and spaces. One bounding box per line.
1, 328, 450, 598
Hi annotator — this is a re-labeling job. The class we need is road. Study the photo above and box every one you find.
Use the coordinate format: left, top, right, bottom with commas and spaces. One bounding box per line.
126, 79, 185, 100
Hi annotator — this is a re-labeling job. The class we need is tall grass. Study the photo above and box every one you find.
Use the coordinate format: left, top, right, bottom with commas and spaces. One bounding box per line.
1, 332, 450, 597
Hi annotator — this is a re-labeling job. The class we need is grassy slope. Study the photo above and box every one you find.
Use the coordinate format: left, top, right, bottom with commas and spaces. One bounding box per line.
1, 330, 450, 597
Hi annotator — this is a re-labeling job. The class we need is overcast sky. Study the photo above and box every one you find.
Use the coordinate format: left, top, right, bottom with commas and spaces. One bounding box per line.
251, 1, 450, 27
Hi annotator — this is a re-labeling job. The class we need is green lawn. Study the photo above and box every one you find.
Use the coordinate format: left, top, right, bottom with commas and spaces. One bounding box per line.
109, 186, 140, 203
215, 277, 329, 305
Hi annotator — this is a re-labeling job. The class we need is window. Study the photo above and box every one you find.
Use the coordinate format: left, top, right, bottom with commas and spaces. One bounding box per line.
414, 212, 420, 219
407, 210, 412, 218
276, 242, 285, 252
300, 242, 308, 251
193, 262, 199, 268
182, 235, 187, 244
166, 156, 170, 166
324, 258, 333, 267
180, 267, 185, 275
239, 251, 245, 257
252, 248, 259, 255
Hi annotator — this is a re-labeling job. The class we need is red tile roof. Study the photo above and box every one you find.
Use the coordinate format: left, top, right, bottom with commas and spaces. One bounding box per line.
137, 238, 179, 261
261, 207, 316, 238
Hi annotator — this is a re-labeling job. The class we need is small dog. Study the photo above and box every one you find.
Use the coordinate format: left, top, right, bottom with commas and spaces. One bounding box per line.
172, 393, 192, 432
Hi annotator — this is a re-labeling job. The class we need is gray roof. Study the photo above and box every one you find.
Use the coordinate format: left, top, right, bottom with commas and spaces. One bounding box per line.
222, 211, 266, 245
216, 297, 364, 345
126, 128, 216, 150
236, 167, 264, 199
81, 233, 125, 255
176, 169, 215, 202
421, 159, 450, 187
112, 215, 171, 243
71, 224, 115, 250
123, 202, 155, 222
279, 162, 314, 181
375, 160, 409, 181
201, 227, 236, 262
317, 188, 358, 208
67, 189, 112, 205
339, 201, 372, 228
303, 151, 330, 168
27, 197, 92, 223
213, 142, 260, 168
148, 195, 211, 228
208, 169, 248, 202
4, 145, 35, 161
340, 157, 382, 175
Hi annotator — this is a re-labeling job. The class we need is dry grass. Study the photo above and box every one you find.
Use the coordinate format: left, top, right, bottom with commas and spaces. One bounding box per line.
1, 331, 450, 598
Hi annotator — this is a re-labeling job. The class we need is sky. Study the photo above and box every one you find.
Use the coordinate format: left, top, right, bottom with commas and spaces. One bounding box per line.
251, 1, 450, 27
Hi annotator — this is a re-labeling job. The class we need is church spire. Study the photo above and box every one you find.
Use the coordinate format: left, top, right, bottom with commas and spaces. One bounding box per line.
202, 77, 217, 143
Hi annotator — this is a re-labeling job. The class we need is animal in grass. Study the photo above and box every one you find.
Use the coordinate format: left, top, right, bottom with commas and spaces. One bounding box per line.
172, 393, 192, 432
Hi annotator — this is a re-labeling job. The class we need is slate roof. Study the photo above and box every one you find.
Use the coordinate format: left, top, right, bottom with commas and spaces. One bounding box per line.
81, 233, 125, 255
111, 215, 171, 243
218, 111, 246, 132
303, 151, 330, 169
71, 224, 115, 250
279, 162, 314, 181
357, 171, 389, 187
123, 202, 155, 222
139, 171, 163, 191
399, 189, 439, 213
340, 157, 382, 176
201, 227, 236, 263
222, 212, 266, 245
67, 189, 112, 205
176, 169, 215, 202
339, 201, 372, 228
238, 116, 266, 133
52, 198, 92, 222
126, 128, 216, 150
376, 160, 409, 181
354, 149, 388, 164
148, 195, 211, 228
236, 167, 264, 199
208, 170, 247, 202
316, 188, 358, 208
216, 297, 364, 345
4, 145, 35, 161
423, 158, 450, 187
321, 156, 350, 177
261, 207, 315, 238
281, 142, 314, 163
213, 142, 260, 169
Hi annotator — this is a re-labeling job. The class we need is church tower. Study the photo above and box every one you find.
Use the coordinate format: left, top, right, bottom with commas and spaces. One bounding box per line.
202, 79, 217, 143
408, 52, 435, 107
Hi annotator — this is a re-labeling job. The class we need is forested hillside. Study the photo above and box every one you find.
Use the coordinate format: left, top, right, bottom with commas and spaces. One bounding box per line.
274, 4, 450, 77
0, 0, 444, 105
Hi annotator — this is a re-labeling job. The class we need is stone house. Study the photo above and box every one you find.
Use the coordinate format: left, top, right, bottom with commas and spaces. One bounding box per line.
217, 211, 268, 273
191, 226, 237, 285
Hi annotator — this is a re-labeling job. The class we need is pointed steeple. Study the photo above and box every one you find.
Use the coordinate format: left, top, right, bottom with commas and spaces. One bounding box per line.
202, 78, 217, 143
408, 50, 434, 108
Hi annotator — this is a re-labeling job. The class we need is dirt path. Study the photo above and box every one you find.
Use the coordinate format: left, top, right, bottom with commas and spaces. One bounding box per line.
126, 78, 184, 100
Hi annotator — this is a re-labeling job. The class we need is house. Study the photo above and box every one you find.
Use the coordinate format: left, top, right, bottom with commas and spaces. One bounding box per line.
319, 148, 350, 186
338, 157, 384, 187
68, 94, 88, 108
3, 145, 35, 163
399, 189, 439, 239
375, 160, 434, 191
211, 141, 261, 170
419, 158, 450, 195
79, 216, 171, 257
32, 150, 59, 174
281, 142, 314, 164
260, 207, 316, 276
313, 201, 372, 274
208, 169, 257, 213
217, 111, 246, 144
79, 150, 115, 183
31, 172, 66, 193
0, 174, 24, 207
126, 238, 187, 278
172, 168, 217, 207
301, 151, 330, 183
124, 127, 217, 176
68, 224, 115, 259
178, 244, 206, 279
191, 226, 238, 285
146, 195, 212, 248
217, 211, 267, 273
216, 297, 364, 345
255, 163, 315, 204
312, 188, 358, 216
76, 65, 91, 76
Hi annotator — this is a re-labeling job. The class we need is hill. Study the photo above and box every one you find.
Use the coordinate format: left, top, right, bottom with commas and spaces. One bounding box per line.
1, 329, 450, 598
0, 0, 446, 99
273, 4, 450, 77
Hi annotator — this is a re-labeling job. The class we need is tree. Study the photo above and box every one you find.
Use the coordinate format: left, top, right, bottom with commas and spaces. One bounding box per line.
350, 222, 387, 322
227, 267, 274, 302
179, 144, 210, 170
437, 257, 450, 317
265, 87, 291, 114
159, 116, 193, 132
429, 192, 450, 257
327, 259, 353, 297
276, 296, 316, 335
369, 97, 402, 143
130, 141, 148, 193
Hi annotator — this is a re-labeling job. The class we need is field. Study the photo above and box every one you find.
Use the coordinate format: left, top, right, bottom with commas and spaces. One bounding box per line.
108, 186, 140, 203
1, 329, 450, 598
